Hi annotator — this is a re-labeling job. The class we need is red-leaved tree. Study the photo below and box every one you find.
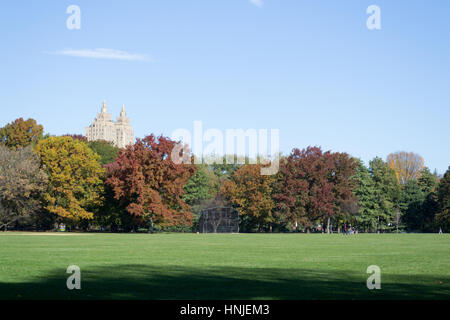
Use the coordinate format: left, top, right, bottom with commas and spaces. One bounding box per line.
272, 146, 357, 232
106, 134, 196, 231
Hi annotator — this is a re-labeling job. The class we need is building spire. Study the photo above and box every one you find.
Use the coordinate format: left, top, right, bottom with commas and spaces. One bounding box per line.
101, 100, 107, 113
120, 104, 126, 117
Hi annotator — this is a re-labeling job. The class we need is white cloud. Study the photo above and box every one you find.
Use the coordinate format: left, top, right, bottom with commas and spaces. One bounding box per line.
249, 0, 264, 7
47, 48, 152, 62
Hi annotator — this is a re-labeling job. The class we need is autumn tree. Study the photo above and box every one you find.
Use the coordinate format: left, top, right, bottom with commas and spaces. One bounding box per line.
328, 153, 359, 228
88, 140, 119, 166
387, 151, 424, 185
272, 147, 357, 233
221, 164, 275, 232
106, 134, 196, 231
36, 136, 105, 223
0, 146, 48, 230
271, 154, 309, 231
0, 118, 44, 149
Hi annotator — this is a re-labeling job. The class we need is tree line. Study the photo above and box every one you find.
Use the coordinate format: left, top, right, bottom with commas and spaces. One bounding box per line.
0, 118, 449, 233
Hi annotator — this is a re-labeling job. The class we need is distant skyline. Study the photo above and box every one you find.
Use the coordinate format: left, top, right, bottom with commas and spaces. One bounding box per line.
0, 1, 449, 173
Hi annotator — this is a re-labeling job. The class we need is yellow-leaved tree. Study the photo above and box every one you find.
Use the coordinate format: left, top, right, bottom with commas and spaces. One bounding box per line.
387, 151, 424, 185
36, 136, 105, 221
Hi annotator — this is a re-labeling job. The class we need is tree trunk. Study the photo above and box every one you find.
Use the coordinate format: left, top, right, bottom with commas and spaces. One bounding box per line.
148, 217, 154, 233
326, 217, 331, 234
377, 216, 380, 233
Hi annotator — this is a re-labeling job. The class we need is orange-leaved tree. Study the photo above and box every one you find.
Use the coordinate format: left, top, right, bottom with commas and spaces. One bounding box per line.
221, 164, 275, 232
106, 134, 196, 231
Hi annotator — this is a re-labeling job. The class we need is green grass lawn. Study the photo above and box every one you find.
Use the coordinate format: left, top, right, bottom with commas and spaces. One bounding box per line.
0, 232, 449, 300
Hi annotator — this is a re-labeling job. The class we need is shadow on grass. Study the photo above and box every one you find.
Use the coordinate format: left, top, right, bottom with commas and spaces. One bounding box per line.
1, 265, 449, 300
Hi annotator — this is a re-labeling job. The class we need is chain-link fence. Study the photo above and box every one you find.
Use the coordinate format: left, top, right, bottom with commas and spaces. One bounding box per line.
198, 207, 239, 233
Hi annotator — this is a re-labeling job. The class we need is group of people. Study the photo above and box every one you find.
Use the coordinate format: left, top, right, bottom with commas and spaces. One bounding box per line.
342, 223, 356, 235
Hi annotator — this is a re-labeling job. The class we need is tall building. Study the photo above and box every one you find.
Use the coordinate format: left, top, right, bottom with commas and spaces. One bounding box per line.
85, 101, 135, 148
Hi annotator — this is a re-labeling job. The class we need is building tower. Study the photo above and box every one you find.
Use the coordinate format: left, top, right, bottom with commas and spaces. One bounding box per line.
85, 101, 135, 148
115, 104, 135, 148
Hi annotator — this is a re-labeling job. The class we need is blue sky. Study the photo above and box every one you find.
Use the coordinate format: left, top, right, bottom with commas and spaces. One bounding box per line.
0, 0, 449, 173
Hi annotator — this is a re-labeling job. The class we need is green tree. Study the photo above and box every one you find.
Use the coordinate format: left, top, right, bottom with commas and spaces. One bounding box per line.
415, 167, 440, 232
352, 159, 379, 232
36, 136, 105, 223
400, 180, 425, 231
435, 167, 450, 231
437, 167, 450, 210
208, 155, 241, 179
418, 167, 439, 194
88, 140, 120, 166
421, 192, 439, 232
182, 165, 220, 231
183, 165, 218, 206
369, 157, 401, 232
0, 118, 44, 149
